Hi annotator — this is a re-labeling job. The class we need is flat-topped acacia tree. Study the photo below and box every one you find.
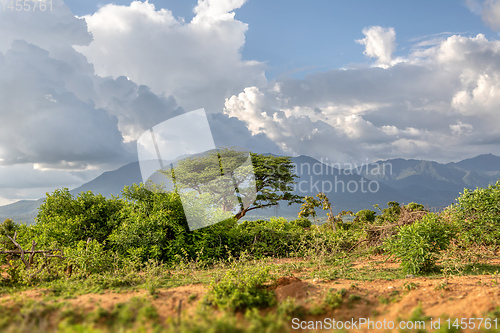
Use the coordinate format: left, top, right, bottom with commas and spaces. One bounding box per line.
161, 148, 303, 220
242, 152, 303, 219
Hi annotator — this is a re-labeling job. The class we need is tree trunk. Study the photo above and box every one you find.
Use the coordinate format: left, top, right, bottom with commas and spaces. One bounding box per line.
234, 208, 248, 220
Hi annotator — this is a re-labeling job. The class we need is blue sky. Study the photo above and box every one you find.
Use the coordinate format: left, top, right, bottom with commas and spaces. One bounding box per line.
1, 0, 500, 204
237, 0, 492, 78
65, 0, 495, 78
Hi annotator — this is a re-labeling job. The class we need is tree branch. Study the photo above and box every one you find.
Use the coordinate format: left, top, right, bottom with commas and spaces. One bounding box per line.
28, 240, 37, 268
1, 234, 65, 277
6, 231, 29, 269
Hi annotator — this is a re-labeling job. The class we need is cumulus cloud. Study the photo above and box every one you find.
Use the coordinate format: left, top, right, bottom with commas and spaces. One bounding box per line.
356, 26, 397, 67
467, 0, 500, 31
483, 0, 500, 30
0, 35, 175, 168
0, 0, 92, 54
0, 0, 279, 204
76, 0, 266, 113
0, 40, 137, 169
224, 30, 500, 164
0, 1, 107, 203
193, 0, 247, 21
224, 86, 391, 163
434, 34, 500, 120
92, 77, 184, 141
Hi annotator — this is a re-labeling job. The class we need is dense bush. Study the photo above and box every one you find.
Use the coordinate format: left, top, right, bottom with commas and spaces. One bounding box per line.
354, 209, 376, 224
110, 184, 245, 264
375, 201, 401, 224
30, 189, 125, 248
235, 217, 306, 257
451, 181, 500, 246
64, 239, 117, 277
373, 201, 427, 225
9, 182, 372, 270
0, 219, 17, 263
185, 217, 242, 263
313, 225, 366, 252
384, 213, 456, 274
289, 217, 312, 228
406, 202, 425, 211
108, 184, 189, 262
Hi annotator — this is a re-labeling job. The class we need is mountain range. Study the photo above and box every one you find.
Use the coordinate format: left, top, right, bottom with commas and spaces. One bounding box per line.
1, 153, 500, 224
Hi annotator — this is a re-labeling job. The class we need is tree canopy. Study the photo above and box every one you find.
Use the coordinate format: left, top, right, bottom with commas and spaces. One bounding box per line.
161, 148, 303, 220
243, 152, 303, 219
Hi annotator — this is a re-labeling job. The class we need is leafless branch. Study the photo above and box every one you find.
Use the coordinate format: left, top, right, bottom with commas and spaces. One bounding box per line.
0, 235, 66, 278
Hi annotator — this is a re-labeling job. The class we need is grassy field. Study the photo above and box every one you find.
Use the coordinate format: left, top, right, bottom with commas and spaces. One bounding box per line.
0, 241, 499, 332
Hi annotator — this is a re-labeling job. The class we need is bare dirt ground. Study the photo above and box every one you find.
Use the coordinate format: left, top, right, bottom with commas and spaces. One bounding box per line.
1, 256, 499, 332
276, 274, 500, 332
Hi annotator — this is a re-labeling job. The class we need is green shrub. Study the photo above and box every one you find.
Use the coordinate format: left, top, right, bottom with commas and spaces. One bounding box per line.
451, 181, 500, 246
328, 227, 365, 251
64, 239, 115, 276
277, 297, 305, 319
108, 184, 189, 262
0, 219, 18, 265
186, 217, 241, 263
0, 218, 17, 238
205, 266, 276, 312
31, 189, 125, 248
384, 213, 455, 274
375, 201, 401, 224
405, 202, 426, 211
234, 218, 306, 258
289, 217, 312, 228
354, 209, 376, 224
110, 184, 242, 264
324, 288, 346, 309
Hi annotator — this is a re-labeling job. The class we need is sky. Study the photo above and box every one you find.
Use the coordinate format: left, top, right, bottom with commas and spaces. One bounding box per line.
1, 0, 500, 205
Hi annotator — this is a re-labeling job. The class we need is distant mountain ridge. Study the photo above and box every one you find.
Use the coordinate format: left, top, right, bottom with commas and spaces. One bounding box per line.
2, 154, 500, 223
448, 153, 500, 173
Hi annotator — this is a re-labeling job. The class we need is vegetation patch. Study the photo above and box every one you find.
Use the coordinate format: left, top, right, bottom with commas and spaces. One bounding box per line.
205, 266, 276, 312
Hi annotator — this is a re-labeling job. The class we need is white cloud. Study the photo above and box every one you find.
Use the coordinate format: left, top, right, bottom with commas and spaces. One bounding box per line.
0, 0, 277, 204
450, 121, 474, 136
207, 112, 284, 155
356, 26, 397, 67
434, 34, 500, 119
0, 40, 137, 168
76, 0, 266, 113
224, 30, 500, 164
224, 86, 395, 163
483, 0, 500, 30
193, 0, 247, 22
467, 0, 500, 31
0, 0, 92, 54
